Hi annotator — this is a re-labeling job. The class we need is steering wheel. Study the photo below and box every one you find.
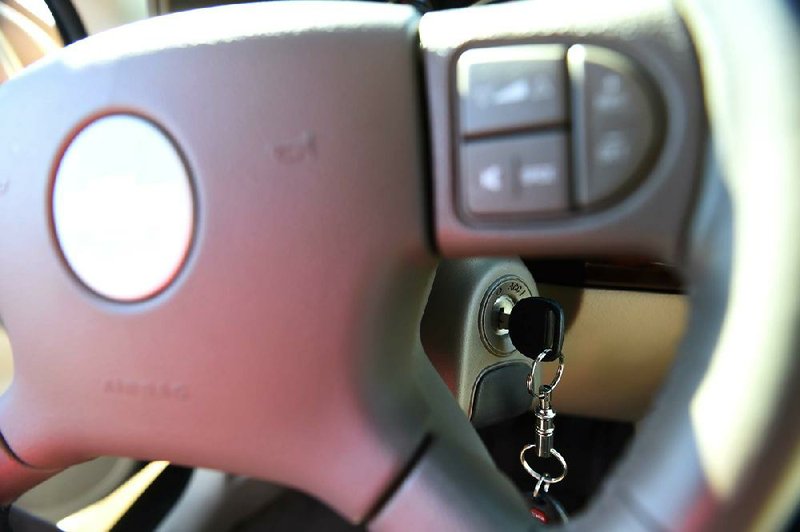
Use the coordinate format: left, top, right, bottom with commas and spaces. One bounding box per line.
1, 0, 798, 529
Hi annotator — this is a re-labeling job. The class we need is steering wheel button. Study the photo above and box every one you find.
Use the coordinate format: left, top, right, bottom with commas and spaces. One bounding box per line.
569, 45, 660, 208
458, 45, 567, 136
462, 132, 569, 218
594, 130, 632, 166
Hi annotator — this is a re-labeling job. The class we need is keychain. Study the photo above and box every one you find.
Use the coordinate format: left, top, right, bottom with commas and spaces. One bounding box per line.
520, 349, 568, 524
506, 297, 570, 524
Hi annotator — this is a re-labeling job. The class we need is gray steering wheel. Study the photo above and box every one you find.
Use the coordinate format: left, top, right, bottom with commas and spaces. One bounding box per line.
1, 0, 799, 530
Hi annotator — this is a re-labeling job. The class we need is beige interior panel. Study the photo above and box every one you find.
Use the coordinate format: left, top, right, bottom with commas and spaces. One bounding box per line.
16, 457, 137, 523
538, 284, 688, 422
0, 0, 60, 81
3, 1, 61, 44
71, 0, 150, 34
158, 470, 284, 532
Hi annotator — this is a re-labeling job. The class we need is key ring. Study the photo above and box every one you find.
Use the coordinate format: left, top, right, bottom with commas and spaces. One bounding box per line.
526, 348, 565, 397
520, 444, 567, 485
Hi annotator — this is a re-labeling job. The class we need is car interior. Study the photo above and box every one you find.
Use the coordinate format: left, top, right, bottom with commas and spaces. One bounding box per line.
0, 0, 798, 530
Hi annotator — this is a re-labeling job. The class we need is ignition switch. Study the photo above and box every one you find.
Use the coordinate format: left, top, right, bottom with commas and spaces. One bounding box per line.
478, 275, 532, 356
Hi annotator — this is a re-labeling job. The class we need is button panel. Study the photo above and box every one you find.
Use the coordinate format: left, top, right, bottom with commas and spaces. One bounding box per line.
455, 43, 661, 220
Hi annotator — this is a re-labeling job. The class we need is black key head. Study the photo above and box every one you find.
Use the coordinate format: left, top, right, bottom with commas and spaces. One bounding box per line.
508, 297, 565, 362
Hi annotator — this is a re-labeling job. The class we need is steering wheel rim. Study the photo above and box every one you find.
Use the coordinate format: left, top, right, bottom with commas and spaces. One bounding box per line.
1, 0, 799, 530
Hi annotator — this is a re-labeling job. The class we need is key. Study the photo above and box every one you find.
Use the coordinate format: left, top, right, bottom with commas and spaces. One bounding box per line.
512, 297, 569, 524
507, 297, 565, 362
525, 491, 569, 525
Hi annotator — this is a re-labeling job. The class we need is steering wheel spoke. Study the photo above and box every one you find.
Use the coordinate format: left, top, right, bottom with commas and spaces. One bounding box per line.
0, 1, 439, 521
